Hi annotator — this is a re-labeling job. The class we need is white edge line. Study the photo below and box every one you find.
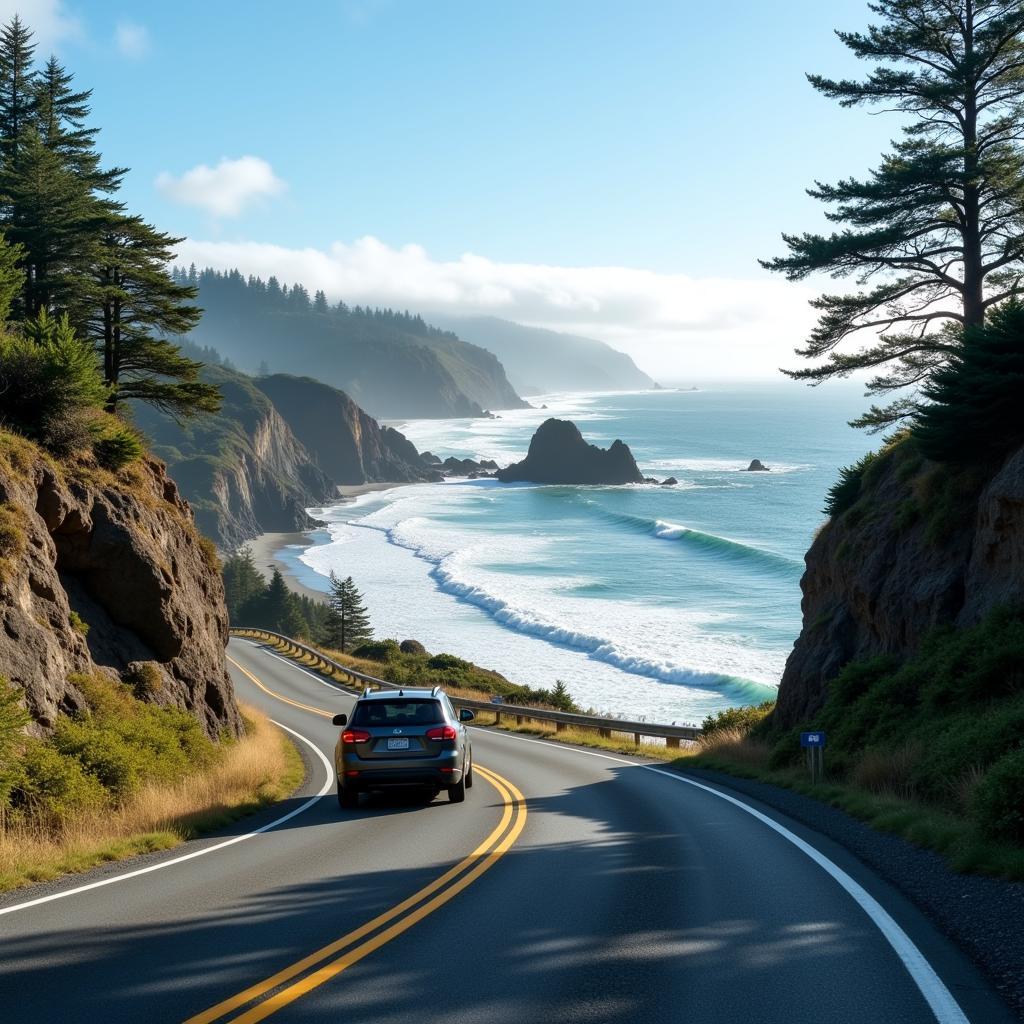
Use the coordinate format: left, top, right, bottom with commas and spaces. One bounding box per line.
0, 720, 333, 919
263, 648, 356, 694
471, 726, 969, 1024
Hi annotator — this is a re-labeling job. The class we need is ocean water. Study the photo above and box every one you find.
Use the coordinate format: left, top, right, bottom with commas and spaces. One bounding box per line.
276, 382, 874, 725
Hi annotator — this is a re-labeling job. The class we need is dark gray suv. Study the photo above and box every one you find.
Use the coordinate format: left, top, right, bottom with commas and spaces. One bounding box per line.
332, 687, 475, 808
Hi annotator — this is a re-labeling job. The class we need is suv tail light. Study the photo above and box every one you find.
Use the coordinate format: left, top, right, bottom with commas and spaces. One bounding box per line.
426, 725, 457, 741
342, 729, 371, 744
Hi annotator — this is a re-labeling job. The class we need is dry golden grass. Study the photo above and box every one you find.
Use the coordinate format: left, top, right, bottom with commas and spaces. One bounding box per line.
693, 726, 771, 769
0, 702, 303, 893
849, 743, 922, 799
949, 763, 986, 815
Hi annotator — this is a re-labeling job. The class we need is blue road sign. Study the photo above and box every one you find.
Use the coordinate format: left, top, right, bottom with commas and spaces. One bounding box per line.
490, 696, 504, 705
800, 731, 826, 747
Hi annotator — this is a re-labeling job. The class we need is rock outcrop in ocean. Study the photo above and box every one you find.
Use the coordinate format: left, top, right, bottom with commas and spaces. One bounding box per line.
0, 443, 239, 738
496, 418, 645, 485
775, 439, 1024, 727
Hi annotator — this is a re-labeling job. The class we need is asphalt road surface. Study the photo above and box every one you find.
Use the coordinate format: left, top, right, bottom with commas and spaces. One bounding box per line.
0, 638, 1015, 1024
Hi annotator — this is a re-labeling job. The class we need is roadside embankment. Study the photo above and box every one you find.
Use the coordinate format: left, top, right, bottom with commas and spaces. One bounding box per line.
0, 697, 302, 894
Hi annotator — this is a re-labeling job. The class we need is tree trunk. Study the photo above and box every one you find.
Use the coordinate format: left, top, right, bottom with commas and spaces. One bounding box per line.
962, 1, 986, 327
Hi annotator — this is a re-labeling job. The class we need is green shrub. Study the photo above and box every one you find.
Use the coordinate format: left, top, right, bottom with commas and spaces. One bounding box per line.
768, 728, 803, 770
94, 424, 144, 470
426, 652, 470, 672
0, 312, 110, 455
802, 608, 1024, 827
352, 639, 401, 662
823, 451, 878, 517
16, 740, 108, 819
69, 611, 90, 637
52, 674, 216, 800
914, 300, 1024, 464
973, 747, 1024, 842
399, 639, 427, 655
702, 700, 775, 737
0, 676, 29, 803
50, 719, 143, 798
125, 662, 163, 699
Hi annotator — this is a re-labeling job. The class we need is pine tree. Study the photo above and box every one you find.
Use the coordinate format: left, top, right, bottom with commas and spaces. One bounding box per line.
762, 1, 1024, 430
85, 214, 220, 417
0, 15, 36, 165
914, 300, 1024, 463
327, 572, 372, 652
0, 17, 220, 423
256, 568, 308, 637
0, 228, 22, 319
0, 307, 110, 454
0, 127, 104, 318
33, 55, 124, 193
549, 680, 578, 713
221, 548, 269, 622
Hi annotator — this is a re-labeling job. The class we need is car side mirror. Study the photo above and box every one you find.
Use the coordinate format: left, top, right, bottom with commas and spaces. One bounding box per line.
459, 708, 475, 722
332, 713, 348, 726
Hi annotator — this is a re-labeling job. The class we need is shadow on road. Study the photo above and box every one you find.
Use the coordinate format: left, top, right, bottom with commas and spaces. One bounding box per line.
0, 763, 931, 1024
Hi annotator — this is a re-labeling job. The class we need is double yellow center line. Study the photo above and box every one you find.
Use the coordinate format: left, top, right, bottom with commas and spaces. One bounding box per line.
187, 655, 527, 1023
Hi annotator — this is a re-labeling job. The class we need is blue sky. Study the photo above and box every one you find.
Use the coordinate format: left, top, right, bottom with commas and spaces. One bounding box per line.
4, 0, 895, 378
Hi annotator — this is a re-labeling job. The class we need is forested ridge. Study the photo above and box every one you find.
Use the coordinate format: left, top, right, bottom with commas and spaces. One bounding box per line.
174, 266, 527, 419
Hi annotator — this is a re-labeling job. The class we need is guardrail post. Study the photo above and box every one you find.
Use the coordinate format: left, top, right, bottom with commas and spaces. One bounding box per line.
556, 721, 566, 733
666, 737, 680, 749
516, 715, 523, 726
599, 728, 611, 739
634, 732, 641, 747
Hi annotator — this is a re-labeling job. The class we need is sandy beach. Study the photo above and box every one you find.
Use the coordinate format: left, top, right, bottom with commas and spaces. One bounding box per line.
245, 481, 413, 601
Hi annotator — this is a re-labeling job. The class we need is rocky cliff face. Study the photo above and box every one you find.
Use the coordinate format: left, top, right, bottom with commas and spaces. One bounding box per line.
497, 418, 645, 485
0, 437, 240, 738
137, 367, 340, 550
255, 375, 440, 485
137, 365, 443, 549
775, 439, 1024, 727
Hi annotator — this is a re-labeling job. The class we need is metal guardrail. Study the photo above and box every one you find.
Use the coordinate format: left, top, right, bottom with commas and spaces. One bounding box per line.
229, 627, 702, 747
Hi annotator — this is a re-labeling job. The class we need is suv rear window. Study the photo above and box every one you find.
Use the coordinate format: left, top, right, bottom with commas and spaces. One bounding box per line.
351, 699, 444, 726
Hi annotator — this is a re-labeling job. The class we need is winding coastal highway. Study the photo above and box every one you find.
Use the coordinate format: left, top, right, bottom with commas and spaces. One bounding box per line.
0, 639, 1015, 1023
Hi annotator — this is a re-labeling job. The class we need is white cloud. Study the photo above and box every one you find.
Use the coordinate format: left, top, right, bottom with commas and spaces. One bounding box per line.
0, 1, 79, 49
155, 157, 287, 219
114, 20, 148, 59
175, 236, 817, 380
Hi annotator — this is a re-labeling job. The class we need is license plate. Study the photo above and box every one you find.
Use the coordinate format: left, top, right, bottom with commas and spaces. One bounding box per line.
387, 738, 410, 750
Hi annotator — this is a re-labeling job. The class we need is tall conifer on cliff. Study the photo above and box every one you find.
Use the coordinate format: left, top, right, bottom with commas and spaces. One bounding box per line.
763, 1, 1024, 430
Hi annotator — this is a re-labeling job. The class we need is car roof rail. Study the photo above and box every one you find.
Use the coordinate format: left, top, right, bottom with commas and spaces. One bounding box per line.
362, 687, 372, 698
431, 685, 441, 697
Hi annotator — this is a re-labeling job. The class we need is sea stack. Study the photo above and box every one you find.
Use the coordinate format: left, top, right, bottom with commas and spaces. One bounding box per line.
745, 459, 770, 471
497, 418, 645, 485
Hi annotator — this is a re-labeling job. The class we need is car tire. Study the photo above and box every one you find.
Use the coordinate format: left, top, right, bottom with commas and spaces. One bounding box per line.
338, 785, 359, 809
465, 753, 474, 789
448, 775, 467, 803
